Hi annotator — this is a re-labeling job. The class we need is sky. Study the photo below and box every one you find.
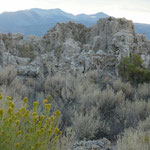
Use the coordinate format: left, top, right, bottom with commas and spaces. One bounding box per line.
0, 0, 150, 24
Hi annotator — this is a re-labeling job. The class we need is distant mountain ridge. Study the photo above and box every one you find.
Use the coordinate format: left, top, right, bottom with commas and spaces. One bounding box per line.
134, 23, 150, 39
0, 8, 149, 39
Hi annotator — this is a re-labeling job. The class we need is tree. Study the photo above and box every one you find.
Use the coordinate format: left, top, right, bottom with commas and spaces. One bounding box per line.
118, 54, 150, 85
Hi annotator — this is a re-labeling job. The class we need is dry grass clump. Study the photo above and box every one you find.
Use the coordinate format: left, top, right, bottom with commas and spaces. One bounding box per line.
116, 100, 150, 149
55, 127, 75, 150
112, 78, 134, 100
0, 65, 17, 86
92, 87, 125, 139
8, 79, 28, 97
138, 116, 150, 132
116, 100, 150, 131
44, 74, 82, 127
87, 70, 99, 84
117, 128, 150, 150
0, 66, 29, 103
135, 83, 150, 101
23, 77, 45, 103
72, 109, 99, 140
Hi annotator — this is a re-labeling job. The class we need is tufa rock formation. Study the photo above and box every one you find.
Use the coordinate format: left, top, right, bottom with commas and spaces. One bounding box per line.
0, 17, 150, 79
70, 138, 112, 150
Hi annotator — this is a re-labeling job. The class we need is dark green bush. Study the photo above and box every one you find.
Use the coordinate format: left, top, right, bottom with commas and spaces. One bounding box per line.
118, 54, 150, 84
18, 44, 36, 60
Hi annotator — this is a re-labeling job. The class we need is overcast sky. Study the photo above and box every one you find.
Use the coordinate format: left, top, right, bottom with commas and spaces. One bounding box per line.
0, 0, 150, 24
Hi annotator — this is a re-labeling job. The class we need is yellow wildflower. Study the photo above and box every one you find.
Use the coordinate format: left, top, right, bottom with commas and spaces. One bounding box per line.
43, 99, 48, 104
40, 115, 45, 120
21, 107, 26, 113
30, 127, 34, 133
59, 131, 62, 136
55, 128, 59, 134
11, 103, 15, 108
48, 128, 52, 134
15, 120, 20, 126
32, 112, 37, 116
24, 110, 29, 118
8, 107, 13, 114
9, 101, 15, 108
55, 110, 61, 117
6, 134, 10, 138
23, 97, 28, 103
16, 143, 20, 148
0, 109, 4, 118
8, 118, 13, 124
44, 104, 51, 110
6, 96, 12, 100
37, 130, 41, 136
1, 130, 5, 135
49, 115, 54, 122
0, 93, 2, 100
34, 115, 39, 122
17, 130, 22, 135
33, 102, 39, 107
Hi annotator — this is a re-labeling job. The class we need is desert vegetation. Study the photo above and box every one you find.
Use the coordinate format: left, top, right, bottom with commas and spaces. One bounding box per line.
118, 54, 150, 84
0, 95, 61, 150
1, 62, 150, 149
18, 43, 36, 60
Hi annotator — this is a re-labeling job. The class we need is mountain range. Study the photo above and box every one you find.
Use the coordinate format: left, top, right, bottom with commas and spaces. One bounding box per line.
0, 8, 149, 39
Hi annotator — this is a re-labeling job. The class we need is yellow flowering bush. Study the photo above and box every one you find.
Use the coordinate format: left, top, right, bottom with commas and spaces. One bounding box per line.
0, 94, 61, 150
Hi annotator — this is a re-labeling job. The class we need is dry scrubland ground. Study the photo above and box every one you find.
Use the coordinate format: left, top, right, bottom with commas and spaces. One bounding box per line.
1, 66, 150, 149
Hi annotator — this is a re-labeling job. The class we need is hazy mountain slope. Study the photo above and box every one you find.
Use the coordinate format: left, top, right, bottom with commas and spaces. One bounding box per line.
134, 23, 150, 39
0, 10, 41, 26
0, 8, 109, 36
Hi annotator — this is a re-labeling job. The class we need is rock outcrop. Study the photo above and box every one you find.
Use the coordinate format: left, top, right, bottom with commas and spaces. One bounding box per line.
0, 17, 150, 78
70, 138, 113, 150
